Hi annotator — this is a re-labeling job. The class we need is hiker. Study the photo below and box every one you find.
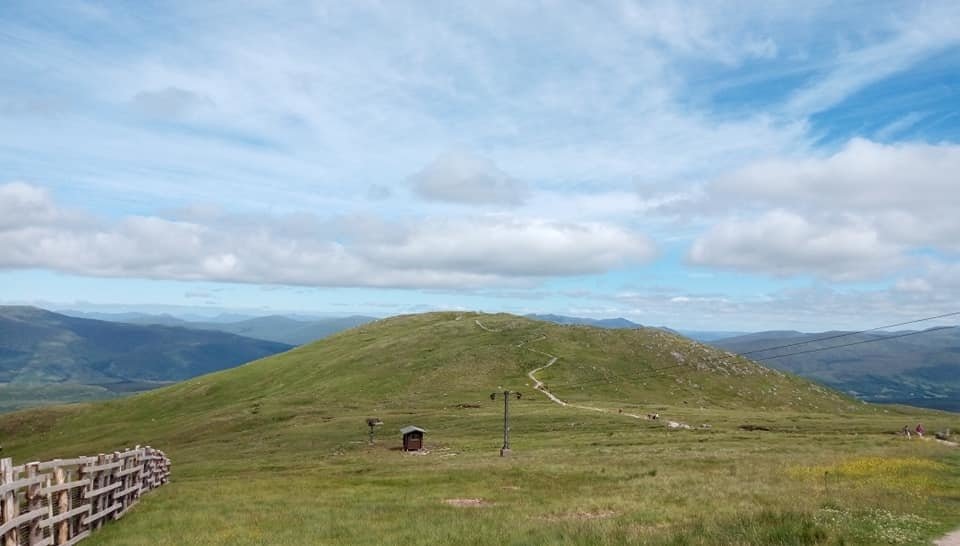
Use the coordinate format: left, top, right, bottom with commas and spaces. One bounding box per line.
915, 423, 925, 437
902, 425, 911, 438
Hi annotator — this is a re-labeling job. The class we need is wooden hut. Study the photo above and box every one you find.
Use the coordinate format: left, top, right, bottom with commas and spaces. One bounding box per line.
400, 426, 425, 451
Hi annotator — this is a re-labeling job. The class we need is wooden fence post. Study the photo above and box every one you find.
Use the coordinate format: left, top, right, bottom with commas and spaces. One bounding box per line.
1, 457, 19, 546
111, 452, 121, 522
94, 454, 104, 531
143, 447, 154, 493
80, 457, 94, 536
140, 449, 148, 493
26, 462, 44, 545
115, 451, 126, 520
53, 463, 69, 545
132, 446, 141, 507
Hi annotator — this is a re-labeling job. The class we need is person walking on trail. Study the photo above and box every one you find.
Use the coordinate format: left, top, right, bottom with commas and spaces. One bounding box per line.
903, 425, 911, 438
916, 423, 925, 437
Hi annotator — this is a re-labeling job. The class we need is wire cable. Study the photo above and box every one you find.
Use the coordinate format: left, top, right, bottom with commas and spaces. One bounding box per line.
751, 325, 957, 360
738, 311, 960, 356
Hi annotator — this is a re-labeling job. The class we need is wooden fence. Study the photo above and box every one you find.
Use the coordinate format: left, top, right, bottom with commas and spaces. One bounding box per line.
0, 446, 170, 546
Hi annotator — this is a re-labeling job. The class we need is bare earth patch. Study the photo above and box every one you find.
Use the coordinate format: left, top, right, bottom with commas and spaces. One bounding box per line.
444, 498, 492, 507
541, 510, 617, 521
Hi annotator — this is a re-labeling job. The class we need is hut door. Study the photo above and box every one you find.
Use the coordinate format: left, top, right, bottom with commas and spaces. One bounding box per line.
408, 434, 421, 450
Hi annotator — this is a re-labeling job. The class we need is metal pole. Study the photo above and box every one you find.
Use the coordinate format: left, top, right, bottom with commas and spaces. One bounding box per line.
501, 390, 511, 456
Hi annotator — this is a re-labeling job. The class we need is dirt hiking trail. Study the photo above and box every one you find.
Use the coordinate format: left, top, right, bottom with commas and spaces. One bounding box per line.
475, 318, 648, 420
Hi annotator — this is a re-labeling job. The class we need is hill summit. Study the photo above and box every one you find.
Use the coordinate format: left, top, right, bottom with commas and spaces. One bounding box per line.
71, 312, 858, 418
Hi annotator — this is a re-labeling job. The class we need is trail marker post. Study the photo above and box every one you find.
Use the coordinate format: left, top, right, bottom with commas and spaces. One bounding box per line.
366, 417, 383, 445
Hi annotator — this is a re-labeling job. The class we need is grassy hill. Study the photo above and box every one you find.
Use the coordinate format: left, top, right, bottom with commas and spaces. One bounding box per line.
2, 312, 958, 545
0, 306, 292, 411
712, 328, 960, 412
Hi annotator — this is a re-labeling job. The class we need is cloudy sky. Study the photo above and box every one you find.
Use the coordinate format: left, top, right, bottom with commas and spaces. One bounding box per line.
2, 1, 959, 331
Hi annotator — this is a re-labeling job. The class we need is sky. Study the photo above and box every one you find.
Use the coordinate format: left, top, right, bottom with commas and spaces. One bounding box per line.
1, 1, 959, 331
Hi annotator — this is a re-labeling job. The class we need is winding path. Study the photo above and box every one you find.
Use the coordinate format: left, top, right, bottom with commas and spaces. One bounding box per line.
475, 318, 646, 420
474, 319, 500, 332
936, 529, 960, 546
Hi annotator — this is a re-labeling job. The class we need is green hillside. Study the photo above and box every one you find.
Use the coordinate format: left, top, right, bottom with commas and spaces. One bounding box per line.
3, 312, 958, 545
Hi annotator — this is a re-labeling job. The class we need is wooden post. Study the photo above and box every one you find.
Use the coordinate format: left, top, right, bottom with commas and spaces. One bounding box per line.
53, 463, 69, 545
80, 457, 94, 535
1, 457, 19, 546
142, 448, 150, 493
132, 446, 141, 506
93, 454, 104, 531
111, 452, 121, 521
26, 462, 44, 545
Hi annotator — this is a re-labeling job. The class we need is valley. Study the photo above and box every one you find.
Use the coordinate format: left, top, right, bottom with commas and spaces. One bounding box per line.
0, 306, 292, 411
712, 328, 960, 412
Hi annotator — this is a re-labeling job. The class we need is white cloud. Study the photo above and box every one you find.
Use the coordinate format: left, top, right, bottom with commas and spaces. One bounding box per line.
605, 262, 960, 331
0, 182, 654, 288
365, 217, 654, 276
410, 152, 528, 206
689, 139, 960, 279
713, 139, 960, 218
688, 210, 902, 280
0, 182, 54, 226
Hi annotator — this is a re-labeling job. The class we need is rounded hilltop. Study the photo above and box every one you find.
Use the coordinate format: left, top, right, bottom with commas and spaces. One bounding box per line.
113, 310, 862, 414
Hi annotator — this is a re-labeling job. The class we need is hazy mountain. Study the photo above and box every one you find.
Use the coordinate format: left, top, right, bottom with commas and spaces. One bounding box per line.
679, 330, 752, 342
59, 310, 164, 322
525, 314, 641, 329
0, 306, 292, 411
123, 314, 376, 345
523, 315, 749, 342
711, 328, 960, 411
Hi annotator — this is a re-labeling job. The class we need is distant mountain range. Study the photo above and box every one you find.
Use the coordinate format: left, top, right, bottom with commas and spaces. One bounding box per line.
0, 306, 293, 411
711, 328, 960, 412
678, 330, 752, 342
524, 314, 642, 329
523, 314, 748, 342
60, 310, 377, 346
126, 314, 376, 345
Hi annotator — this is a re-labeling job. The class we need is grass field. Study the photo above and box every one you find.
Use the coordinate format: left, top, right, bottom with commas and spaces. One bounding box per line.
3, 312, 958, 545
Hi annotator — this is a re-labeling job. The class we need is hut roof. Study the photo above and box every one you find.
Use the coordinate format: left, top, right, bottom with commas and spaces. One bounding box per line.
400, 426, 425, 435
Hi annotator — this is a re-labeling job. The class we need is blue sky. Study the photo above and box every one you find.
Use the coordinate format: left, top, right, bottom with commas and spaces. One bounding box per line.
2, 1, 959, 331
